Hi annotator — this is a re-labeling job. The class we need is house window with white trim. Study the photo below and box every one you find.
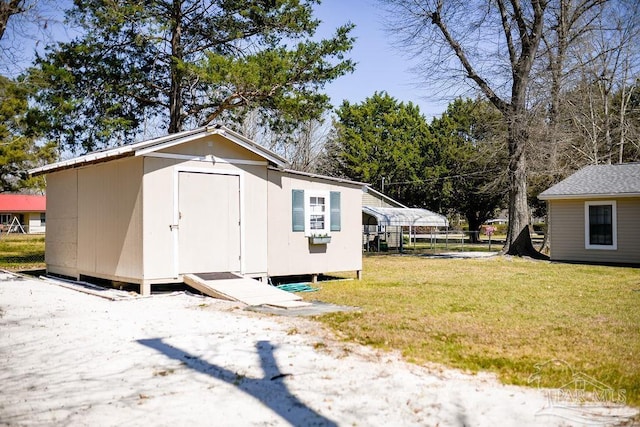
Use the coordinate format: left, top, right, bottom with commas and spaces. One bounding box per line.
585, 201, 617, 250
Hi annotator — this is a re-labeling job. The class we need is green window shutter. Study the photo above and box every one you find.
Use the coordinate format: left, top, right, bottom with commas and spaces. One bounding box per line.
292, 189, 305, 232
330, 191, 341, 231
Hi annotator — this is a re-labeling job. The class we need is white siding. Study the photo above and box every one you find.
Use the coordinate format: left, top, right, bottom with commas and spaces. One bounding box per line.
26, 212, 46, 234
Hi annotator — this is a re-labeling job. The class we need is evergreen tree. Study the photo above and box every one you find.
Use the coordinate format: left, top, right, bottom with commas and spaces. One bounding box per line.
320, 92, 432, 207
0, 75, 57, 192
30, 0, 355, 153
428, 98, 508, 241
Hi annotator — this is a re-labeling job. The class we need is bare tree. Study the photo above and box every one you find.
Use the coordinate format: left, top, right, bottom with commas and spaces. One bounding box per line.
282, 120, 332, 172
237, 109, 263, 142
238, 110, 331, 172
382, 0, 639, 255
0, 0, 25, 40
558, 0, 640, 165
616, 62, 638, 164
536, 1, 606, 172
382, 0, 548, 256
526, 1, 607, 250
0, 0, 61, 75
602, 1, 640, 164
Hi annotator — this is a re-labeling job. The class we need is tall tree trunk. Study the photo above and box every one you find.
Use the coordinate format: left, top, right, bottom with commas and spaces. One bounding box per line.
505, 119, 533, 255
168, 0, 183, 134
467, 215, 483, 244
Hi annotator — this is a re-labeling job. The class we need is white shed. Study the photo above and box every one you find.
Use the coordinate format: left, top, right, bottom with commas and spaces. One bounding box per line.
30, 126, 363, 295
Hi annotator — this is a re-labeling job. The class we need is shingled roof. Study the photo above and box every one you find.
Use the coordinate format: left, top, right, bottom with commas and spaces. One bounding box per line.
538, 163, 640, 200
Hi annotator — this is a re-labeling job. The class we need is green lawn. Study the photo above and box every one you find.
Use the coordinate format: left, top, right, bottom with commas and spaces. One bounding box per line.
0, 234, 45, 270
310, 255, 640, 407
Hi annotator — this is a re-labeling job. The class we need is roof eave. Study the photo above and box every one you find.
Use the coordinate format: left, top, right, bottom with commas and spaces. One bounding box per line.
29, 152, 134, 177
29, 125, 289, 176
539, 192, 640, 200
270, 167, 367, 187
29, 127, 206, 176
0, 209, 46, 213
134, 126, 288, 167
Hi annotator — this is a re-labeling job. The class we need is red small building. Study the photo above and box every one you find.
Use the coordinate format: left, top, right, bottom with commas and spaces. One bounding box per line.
0, 194, 46, 233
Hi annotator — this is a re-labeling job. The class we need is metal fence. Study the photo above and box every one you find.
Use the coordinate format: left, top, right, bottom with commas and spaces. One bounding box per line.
363, 226, 503, 253
0, 232, 46, 270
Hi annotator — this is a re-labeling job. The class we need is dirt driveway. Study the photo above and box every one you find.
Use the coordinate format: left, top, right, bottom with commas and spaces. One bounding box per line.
1, 272, 636, 426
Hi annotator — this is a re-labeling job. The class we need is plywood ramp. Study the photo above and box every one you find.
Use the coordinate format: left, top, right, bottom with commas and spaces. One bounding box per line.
184, 273, 312, 308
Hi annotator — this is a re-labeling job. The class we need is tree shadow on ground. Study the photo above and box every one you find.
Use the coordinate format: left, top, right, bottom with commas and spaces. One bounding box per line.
138, 338, 337, 426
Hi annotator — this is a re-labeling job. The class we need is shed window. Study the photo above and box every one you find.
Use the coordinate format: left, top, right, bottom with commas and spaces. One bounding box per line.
585, 201, 617, 250
40, 213, 46, 225
291, 189, 341, 236
309, 196, 326, 230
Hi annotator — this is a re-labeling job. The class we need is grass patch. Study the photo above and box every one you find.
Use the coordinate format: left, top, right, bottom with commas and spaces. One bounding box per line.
310, 255, 640, 406
0, 234, 45, 270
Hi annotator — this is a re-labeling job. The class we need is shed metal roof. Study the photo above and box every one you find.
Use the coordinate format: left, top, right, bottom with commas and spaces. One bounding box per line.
538, 163, 640, 200
363, 206, 448, 227
29, 125, 289, 176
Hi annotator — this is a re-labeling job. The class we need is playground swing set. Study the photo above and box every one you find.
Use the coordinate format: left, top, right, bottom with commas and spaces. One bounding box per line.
0, 216, 27, 236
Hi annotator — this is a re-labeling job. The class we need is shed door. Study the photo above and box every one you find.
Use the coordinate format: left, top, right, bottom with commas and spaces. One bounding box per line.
178, 172, 241, 274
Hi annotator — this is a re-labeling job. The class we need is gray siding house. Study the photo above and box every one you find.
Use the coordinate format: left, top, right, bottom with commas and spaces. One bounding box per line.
538, 164, 640, 265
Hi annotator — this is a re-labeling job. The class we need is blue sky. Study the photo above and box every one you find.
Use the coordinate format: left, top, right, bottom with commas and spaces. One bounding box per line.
314, 0, 448, 119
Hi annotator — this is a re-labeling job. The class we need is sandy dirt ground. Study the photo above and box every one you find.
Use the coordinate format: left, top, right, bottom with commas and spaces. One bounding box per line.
1, 271, 637, 426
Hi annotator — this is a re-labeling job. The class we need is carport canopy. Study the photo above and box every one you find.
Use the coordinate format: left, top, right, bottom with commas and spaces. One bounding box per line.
363, 206, 448, 227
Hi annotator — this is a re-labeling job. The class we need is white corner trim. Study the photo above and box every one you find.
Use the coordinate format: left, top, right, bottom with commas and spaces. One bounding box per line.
584, 200, 618, 250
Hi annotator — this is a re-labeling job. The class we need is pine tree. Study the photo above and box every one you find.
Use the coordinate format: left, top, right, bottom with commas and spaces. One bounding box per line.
30, 0, 355, 153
